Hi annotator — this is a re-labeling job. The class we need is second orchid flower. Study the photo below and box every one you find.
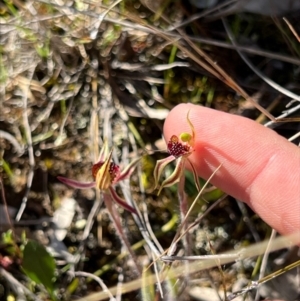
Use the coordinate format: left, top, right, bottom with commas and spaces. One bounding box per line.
153, 112, 200, 195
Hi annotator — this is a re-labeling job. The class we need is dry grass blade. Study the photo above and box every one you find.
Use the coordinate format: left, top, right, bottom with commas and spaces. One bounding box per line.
0, 130, 24, 155
228, 259, 300, 300
222, 17, 300, 103
167, 164, 223, 258
75, 232, 300, 301
73, 271, 116, 301
0, 267, 43, 301
132, 7, 278, 121
283, 17, 300, 43
15, 67, 37, 222
254, 229, 277, 301
264, 103, 300, 127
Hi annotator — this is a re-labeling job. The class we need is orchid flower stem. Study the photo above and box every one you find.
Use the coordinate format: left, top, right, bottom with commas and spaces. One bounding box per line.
177, 163, 192, 255
177, 171, 191, 281
103, 194, 142, 275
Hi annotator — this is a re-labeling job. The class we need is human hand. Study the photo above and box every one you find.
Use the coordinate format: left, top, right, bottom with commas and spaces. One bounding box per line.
163, 103, 300, 236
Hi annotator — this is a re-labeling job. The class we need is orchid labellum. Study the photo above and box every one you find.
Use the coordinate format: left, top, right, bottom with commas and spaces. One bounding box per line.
154, 112, 200, 195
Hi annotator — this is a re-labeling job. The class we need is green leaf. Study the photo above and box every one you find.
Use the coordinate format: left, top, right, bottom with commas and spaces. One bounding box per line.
22, 240, 57, 299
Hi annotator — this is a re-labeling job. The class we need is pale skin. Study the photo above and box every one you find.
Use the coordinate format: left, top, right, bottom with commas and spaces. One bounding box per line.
163, 103, 300, 236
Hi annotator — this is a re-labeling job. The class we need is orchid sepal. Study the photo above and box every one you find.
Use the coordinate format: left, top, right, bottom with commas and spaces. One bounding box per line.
118, 157, 141, 182
157, 158, 185, 195
187, 158, 201, 192
57, 176, 95, 189
153, 155, 176, 191
98, 139, 110, 163
108, 187, 137, 214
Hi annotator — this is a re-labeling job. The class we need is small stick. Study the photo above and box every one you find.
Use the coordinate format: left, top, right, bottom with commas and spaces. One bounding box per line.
283, 17, 300, 42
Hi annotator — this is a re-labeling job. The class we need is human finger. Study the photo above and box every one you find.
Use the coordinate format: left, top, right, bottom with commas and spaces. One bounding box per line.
163, 104, 300, 236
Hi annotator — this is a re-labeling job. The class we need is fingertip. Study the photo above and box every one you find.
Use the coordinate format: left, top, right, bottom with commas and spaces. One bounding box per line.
163, 104, 300, 236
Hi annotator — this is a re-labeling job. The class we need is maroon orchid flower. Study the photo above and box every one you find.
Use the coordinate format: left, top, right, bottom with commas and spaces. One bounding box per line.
154, 112, 200, 195
58, 142, 140, 214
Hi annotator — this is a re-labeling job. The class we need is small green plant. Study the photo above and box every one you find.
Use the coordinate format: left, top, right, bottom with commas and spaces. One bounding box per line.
22, 240, 57, 300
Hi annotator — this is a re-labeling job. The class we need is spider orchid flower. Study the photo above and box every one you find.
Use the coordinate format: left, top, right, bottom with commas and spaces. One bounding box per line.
154, 112, 200, 195
58, 143, 140, 214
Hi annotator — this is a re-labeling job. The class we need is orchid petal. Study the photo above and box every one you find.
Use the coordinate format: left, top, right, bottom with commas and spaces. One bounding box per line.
187, 158, 201, 192
57, 176, 95, 189
108, 187, 137, 214
98, 139, 109, 163
157, 158, 185, 195
153, 155, 176, 190
118, 157, 141, 182
95, 149, 113, 190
